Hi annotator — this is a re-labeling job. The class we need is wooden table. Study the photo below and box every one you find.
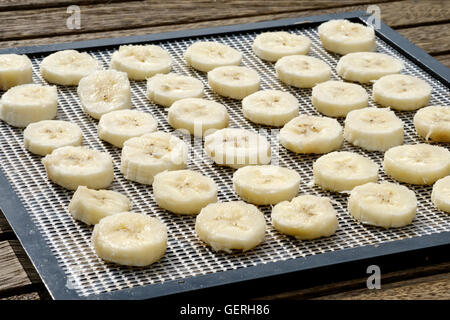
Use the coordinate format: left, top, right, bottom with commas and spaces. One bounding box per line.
0, 0, 449, 300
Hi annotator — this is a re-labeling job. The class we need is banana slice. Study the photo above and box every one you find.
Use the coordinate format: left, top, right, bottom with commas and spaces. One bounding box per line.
120, 131, 188, 185
92, 211, 167, 267
40, 50, 101, 86
233, 165, 300, 205
42, 146, 114, 190
147, 73, 204, 107
184, 41, 242, 72
383, 144, 450, 185
373, 74, 432, 111
313, 151, 379, 192
0, 84, 57, 128
311, 80, 369, 117
207, 66, 260, 100
153, 169, 217, 215
195, 201, 266, 253
279, 115, 343, 154
348, 182, 417, 228
78, 70, 132, 120
318, 19, 376, 55
431, 176, 450, 213
167, 98, 229, 137
252, 31, 311, 62
68, 186, 131, 225
336, 52, 404, 83
275, 55, 331, 88
0, 54, 33, 90
204, 128, 271, 169
271, 195, 338, 240
98, 109, 158, 148
344, 108, 404, 152
242, 90, 299, 127
24, 120, 83, 156
414, 106, 450, 142
110, 45, 172, 80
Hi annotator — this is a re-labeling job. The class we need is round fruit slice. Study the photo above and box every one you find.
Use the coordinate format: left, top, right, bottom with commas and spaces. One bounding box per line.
0, 54, 33, 90
252, 31, 311, 62
207, 66, 260, 100
275, 55, 331, 88
414, 106, 450, 142
431, 176, 450, 213
184, 41, 242, 72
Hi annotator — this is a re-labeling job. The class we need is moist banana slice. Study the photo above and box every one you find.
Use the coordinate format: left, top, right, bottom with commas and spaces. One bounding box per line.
0, 54, 33, 90
233, 165, 300, 205
336, 52, 404, 83
147, 73, 204, 107
69, 186, 131, 225
40, 50, 101, 86
279, 115, 343, 154
271, 195, 338, 240
92, 212, 167, 267
275, 55, 331, 88
195, 201, 266, 253
120, 131, 188, 185
431, 176, 450, 213
311, 80, 368, 117
204, 128, 271, 169
348, 182, 417, 228
207, 65, 260, 100
153, 169, 218, 215
414, 106, 450, 142
344, 108, 404, 152
313, 151, 379, 192
98, 109, 158, 148
0, 84, 57, 128
318, 19, 376, 55
242, 89, 299, 127
42, 146, 114, 190
184, 41, 242, 72
383, 144, 450, 185
24, 120, 83, 156
110, 45, 172, 80
167, 98, 229, 137
252, 31, 311, 62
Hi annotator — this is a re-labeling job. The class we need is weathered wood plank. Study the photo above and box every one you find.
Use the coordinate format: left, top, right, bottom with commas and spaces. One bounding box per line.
398, 23, 450, 55
0, 211, 14, 239
0, 0, 132, 10
0, 292, 40, 300
0, 241, 32, 293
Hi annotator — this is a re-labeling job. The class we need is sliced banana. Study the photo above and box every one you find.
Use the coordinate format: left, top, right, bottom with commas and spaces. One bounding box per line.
78, 70, 132, 120
110, 44, 172, 80
40, 50, 101, 86
92, 211, 167, 267
431, 176, 450, 213
311, 80, 368, 117
242, 89, 299, 127
344, 108, 404, 152
313, 151, 379, 192
204, 128, 271, 169
98, 109, 158, 148
68, 186, 131, 225
233, 165, 300, 205
167, 98, 229, 137
147, 73, 204, 107
0, 54, 33, 90
383, 144, 450, 185
336, 52, 404, 83
318, 19, 376, 55
279, 115, 343, 154
207, 66, 260, 100
252, 31, 311, 62
414, 106, 450, 142
184, 41, 242, 72
195, 201, 266, 253
275, 55, 331, 88
271, 195, 338, 240
24, 120, 83, 156
348, 182, 417, 228
0, 84, 57, 128
373, 74, 432, 111
120, 131, 188, 185
42, 146, 114, 190
153, 170, 218, 215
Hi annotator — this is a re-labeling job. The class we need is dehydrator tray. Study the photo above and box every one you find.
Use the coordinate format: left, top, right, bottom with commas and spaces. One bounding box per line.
0, 11, 449, 300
